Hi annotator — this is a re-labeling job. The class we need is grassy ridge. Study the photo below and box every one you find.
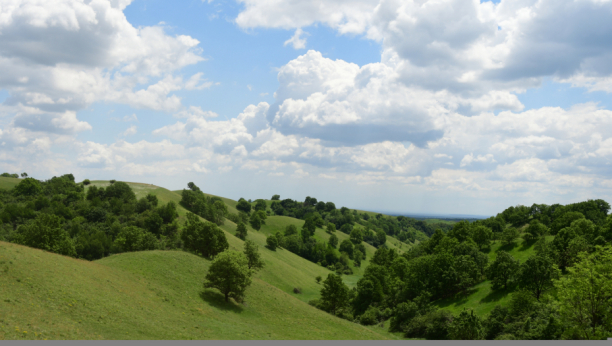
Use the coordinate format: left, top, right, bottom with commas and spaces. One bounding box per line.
0, 242, 394, 340
0, 177, 20, 190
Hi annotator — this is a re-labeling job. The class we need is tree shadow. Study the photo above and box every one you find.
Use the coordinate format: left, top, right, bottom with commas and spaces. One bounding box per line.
435, 288, 478, 309
479, 286, 514, 304
498, 243, 517, 252
518, 239, 537, 252
199, 289, 244, 313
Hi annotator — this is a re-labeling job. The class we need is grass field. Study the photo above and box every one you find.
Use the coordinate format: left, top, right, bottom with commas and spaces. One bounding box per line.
0, 177, 20, 190
0, 242, 396, 340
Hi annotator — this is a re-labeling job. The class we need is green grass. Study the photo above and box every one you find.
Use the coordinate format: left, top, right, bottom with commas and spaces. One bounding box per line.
0, 177, 20, 190
0, 242, 396, 340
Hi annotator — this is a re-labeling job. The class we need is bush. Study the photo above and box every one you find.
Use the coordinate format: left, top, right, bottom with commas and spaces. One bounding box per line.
360, 306, 381, 325
83, 179, 91, 186
266, 235, 278, 250
404, 309, 453, 340
293, 287, 302, 294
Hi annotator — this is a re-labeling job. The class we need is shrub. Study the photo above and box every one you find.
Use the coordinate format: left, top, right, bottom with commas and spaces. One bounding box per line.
360, 306, 380, 325
293, 287, 302, 294
266, 235, 278, 250
83, 179, 91, 186
316, 275, 322, 284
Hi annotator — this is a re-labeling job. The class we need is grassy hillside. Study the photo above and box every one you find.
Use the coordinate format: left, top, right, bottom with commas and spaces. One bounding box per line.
432, 235, 552, 316
0, 177, 20, 190
0, 242, 396, 340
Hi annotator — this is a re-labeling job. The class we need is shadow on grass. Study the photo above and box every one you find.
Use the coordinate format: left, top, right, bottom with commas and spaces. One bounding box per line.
479, 286, 514, 304
435, 287, 479, 309
199, 290, 244, 313
497, 243, 518, 252
518, 239, 537, 252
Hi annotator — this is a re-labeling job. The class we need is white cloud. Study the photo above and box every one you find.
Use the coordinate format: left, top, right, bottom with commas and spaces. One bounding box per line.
122, 125, 137, 136
283, 28, 308, 49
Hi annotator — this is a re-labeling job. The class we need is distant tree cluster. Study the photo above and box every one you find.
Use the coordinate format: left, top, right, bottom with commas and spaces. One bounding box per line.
180, 182, 228, 226
0, 174, 180, 261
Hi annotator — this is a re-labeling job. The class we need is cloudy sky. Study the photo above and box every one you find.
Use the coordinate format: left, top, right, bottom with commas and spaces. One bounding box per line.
2, 0, 612, 216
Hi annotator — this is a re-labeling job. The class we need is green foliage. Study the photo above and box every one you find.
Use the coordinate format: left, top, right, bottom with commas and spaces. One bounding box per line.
339, 239, 354, 259
471, 225, 492, 249
181, 213, 229, 259
502, 227, 520, 246
550, 211, 585, 235
271, 194, 280, 200
359, 306, 380, 325
349, 228, 363, 245
266, 235, 278, 251
284, 224, 298, 237
554, 246, 612, 340
326, 223, 336, 234
449, 308, 483, 340
404, 308, 453, 340
235, 222, 248, 240
13, 213, 76, 257
518, 255, 561, 300
320, 273, 349, 315
524, 220, 548, 240
244, 240, 265, 271
13, 178, 42, 197
254, 199, 267, 211
114, 226, 156, 252
236, 198, 252, 214
250, 212, 262, 231
204, 250, 252, 303
328, 233, 338, 248
82, 179, 91, 186
487, 251, 520, 290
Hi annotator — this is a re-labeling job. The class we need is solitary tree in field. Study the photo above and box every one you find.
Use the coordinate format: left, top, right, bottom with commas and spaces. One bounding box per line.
320, 273, 349, 315
244, 240, 265, 271
271, 194, 280, 200
204, 250, 252, 303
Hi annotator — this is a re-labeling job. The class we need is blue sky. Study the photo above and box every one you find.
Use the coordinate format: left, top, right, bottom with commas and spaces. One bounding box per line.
2, 0, 612, 217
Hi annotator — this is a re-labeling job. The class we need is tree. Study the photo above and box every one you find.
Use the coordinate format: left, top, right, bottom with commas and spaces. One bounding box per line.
204, 250, 252, 303
303, 217, 316, 236
249, 212, 262, 231
320, 273, 349, 315
350, 228, 363, 245
211, 200, 228, 225
329, 233, 338, 248
449, 308, 484, 340
235, 222, 247, 240
502, 227, 519, 246
518, 255, 560, 300
13, 213, 76, 257
554, 246, 612, 340
316, 275, 322, 284
326, 223, 336, 234
376, 230, 387, 246
487, 251, 520, 290
266, 235, 278, 250
181, 213, 229, 259
524, 220, 548, 241
275, 231, 284, 248
109, 179, 116, 184
20, 172, 28, 178
271, 194, 280, 200
472, 225, 493, 249
285, 224, 298, 236
244, 240, 265, 271
339, 239, 354, 259
353, 250, 363, 267
254, 199, 267, 211
236, 198, 252, 214
13, 178, 42, 197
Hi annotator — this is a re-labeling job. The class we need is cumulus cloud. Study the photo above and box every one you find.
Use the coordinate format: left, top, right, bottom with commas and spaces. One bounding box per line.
0, 0, 205, 134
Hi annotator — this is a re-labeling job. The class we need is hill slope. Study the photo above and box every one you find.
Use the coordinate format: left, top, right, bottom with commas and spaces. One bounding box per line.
0, 241, 394, 340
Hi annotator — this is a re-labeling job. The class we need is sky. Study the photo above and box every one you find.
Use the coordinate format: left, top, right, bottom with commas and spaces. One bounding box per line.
2, 0, 612, 217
